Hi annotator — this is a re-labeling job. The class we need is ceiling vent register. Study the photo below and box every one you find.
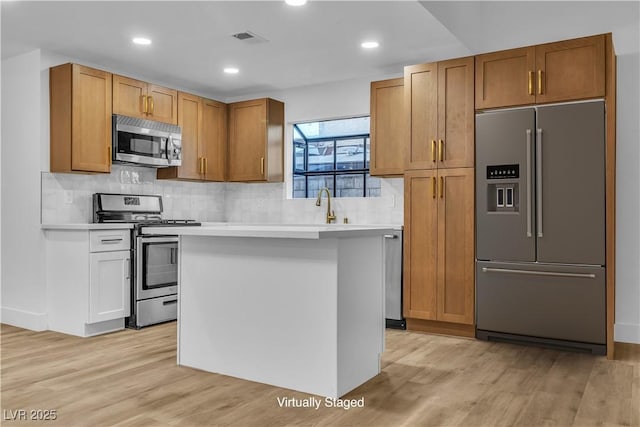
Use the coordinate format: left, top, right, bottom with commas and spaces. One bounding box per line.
231, 31, 269, 44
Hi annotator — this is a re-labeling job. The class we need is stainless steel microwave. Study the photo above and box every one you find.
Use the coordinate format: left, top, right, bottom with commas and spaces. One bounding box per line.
112, 114, 182, 167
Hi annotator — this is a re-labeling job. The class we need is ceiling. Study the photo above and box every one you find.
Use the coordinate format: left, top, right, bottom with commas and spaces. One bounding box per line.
2, 1, 638, 101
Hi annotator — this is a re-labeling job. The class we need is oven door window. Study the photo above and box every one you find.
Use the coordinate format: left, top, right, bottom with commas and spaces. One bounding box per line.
142, 242, 178, 289
117, 131, 166, 159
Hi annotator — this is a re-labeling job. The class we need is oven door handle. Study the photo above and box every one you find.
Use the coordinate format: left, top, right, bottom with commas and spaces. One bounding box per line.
139, 236, 179, 244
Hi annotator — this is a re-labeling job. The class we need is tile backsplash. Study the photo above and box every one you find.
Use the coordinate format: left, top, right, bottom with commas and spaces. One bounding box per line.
41, 165, 226, 224
224, 178, 403, 225
41, 165, 403, 225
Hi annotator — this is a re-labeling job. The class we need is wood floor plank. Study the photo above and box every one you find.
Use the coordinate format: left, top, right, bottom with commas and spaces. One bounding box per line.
1, 323, 638, 427
574, 359, 636, 426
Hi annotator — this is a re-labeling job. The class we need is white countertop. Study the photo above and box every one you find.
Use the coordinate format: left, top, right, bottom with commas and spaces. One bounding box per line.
142, 223, 401, 239
41, 223, 134, 230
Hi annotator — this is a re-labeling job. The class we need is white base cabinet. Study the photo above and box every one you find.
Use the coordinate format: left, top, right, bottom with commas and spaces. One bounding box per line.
45, 229, 131, 337
89, 251, 131, 324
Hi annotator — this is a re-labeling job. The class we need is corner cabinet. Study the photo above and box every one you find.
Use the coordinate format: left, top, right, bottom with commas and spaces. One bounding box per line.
405, 56, 474, 170
157, 92, 227, 182
475, 34, 605, 109
112, 74, 178, 125
228, 98, 284, 182
50, 63, 112, 173
45, 228, 131, 337
403, 169, 475, 335
370, 78, 405, 176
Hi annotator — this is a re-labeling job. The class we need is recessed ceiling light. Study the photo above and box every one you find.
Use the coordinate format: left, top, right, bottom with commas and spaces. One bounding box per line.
285, 0, 307, 6
361, 41, 379, 49
224, 67, 239, 74
132, 37, 152, 46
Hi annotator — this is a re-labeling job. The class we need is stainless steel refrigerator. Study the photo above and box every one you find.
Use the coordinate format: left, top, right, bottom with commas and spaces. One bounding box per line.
475, 101, 606, 354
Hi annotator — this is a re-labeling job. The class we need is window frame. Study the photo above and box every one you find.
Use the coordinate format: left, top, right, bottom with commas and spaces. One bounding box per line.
292, 118, 376, 199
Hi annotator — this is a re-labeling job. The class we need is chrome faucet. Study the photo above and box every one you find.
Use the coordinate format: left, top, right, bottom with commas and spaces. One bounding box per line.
315, 187, 336, 224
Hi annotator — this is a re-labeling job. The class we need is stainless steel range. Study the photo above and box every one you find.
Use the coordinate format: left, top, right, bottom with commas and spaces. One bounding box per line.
93, 193, 200, 328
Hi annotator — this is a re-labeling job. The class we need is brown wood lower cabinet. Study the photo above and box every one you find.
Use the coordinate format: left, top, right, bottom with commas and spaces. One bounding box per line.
404, 168, 475, 336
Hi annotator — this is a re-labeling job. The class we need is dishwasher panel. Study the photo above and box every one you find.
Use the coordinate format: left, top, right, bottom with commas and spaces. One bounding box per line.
384, 230, 405, 329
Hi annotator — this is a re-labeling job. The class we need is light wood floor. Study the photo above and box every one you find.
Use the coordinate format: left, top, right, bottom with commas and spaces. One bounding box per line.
1, 322, 638, 427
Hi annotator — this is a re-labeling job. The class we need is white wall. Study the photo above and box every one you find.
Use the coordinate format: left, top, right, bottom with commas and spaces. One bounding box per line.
1, 50, 47, 330
224, 74, 405, 226
613, 27, 640, 342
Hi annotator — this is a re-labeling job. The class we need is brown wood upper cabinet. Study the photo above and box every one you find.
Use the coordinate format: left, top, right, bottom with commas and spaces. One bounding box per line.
370, 78, 405, 176
228, 98, 284, 182
476, 34, 605, 109
405, 56, 474, 170
403, 168, 475, 325
157, 92, 227, 182
112, 75, 178, 125
50, 63, 112, 173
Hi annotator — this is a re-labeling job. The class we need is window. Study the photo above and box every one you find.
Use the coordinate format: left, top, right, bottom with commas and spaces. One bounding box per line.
292, 116, 381, 198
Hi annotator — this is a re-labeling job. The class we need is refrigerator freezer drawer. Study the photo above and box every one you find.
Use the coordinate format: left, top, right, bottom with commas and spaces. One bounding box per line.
476, 261, 605, 344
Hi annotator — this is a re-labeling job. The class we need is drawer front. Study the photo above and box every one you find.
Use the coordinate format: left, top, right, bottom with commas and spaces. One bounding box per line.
136, 296, 178, 328
90, 229, 130, 252
476, 261, 605, 344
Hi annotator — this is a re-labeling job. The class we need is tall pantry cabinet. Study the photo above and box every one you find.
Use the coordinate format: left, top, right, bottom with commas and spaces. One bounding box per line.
403, 56, 476, 337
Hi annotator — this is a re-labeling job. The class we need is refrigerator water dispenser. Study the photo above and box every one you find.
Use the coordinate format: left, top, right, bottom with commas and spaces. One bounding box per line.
486, 164, 519, 213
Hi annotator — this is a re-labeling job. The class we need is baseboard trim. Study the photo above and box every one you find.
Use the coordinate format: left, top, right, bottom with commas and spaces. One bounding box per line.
614, 322, 640, 344
406, 318, 475, 338
1, 307, 47, 331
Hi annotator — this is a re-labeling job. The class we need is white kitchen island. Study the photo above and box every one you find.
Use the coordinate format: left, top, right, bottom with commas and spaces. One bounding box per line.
141, 224, 395, 399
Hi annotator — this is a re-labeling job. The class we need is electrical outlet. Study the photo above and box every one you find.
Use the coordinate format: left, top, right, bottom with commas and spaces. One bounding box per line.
63, 190, 73, 205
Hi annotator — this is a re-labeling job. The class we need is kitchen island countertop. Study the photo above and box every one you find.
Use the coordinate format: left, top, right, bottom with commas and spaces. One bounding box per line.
141, 223, 400, 239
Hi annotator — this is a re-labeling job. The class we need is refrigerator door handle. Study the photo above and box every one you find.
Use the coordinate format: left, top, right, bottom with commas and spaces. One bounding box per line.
526, 129, 532, 238
536, 128, 543, 238
481, 267, 596, 279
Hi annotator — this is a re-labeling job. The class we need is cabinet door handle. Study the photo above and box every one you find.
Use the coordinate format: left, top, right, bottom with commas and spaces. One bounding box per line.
125, 258, 130, 280
439, 139, 444, 162
439, 176, 444, 199
431, 140, 436, 162
198, 157, 203, 174
260, 157, 264, 175
528, 71, 534, 95
149, 96, 154, 115
142, 95, 148, 114
537, 70, 544, 95
432, 177, 436, 199
101, 238, 123, 244
204, 157, 208, 175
